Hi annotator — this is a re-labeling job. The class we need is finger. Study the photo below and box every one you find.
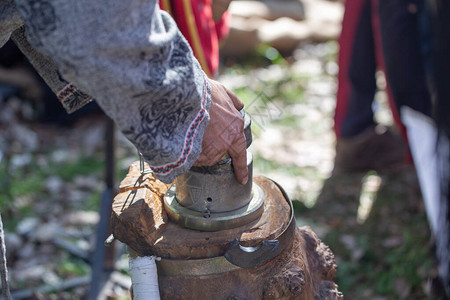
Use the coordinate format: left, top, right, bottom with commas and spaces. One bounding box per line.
228, 134, 248, 184
225, 88, 244, 111
194, 149, 227, 166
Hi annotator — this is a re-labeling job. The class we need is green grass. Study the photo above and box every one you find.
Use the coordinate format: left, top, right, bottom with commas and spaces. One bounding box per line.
55, 156, 104, 181
0, 152, 104, 230
321, 222, 436, 298
253, 155, 307, 177
58, 257, 90, 278
82, 190, 102, 211
301, 170, 440, 299
223, 44, 286, 71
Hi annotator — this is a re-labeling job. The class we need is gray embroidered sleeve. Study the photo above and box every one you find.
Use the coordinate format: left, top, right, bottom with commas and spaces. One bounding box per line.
1, 2, 94, 112
10, 0, 211, 183
0, 0, 23, 46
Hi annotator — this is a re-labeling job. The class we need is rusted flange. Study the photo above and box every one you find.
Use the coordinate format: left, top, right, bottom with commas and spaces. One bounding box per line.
157, 180, 295, 275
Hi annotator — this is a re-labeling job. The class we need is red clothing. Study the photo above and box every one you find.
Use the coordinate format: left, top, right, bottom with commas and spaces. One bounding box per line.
160, 0, 230, 77
335, 0, 406, 140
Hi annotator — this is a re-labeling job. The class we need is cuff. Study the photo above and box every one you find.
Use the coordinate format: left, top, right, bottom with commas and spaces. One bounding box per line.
147, 76, 211, 183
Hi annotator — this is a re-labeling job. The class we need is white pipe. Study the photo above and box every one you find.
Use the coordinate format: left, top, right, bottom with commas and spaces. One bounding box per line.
129, 255, 161, 300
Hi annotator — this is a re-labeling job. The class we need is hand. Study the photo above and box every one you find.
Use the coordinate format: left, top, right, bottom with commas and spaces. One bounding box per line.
194, 79, 248, 184
212, 0, 233, 22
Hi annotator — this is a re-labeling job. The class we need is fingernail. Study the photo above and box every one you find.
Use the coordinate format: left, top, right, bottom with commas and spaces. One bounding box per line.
240, 176, 248, 185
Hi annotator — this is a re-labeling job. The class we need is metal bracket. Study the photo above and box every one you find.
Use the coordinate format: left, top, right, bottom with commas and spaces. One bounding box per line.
156, 178, 296, 275
223, 179, 296, 269
138, 152, 152, 175
224, 239, 279, 268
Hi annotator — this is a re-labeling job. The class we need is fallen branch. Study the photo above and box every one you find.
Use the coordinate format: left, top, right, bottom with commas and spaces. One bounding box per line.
10, 276, 91, 299
51, 237, 90, 263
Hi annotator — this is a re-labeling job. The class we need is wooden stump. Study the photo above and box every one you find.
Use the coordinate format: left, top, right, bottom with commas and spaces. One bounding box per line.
111, 161, 170, 255
111, 161, 343, 299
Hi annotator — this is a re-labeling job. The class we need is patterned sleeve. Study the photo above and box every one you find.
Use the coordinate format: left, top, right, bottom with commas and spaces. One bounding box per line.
0, 0, 23, 46
13, 0, 211, 183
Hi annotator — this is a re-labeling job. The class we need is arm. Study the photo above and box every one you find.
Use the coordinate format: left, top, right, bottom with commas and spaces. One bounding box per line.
12, 0, 247, 183
0, 0, 23, 46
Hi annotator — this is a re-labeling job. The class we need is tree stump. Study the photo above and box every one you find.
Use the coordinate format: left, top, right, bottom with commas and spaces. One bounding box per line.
111, 161, 343, 299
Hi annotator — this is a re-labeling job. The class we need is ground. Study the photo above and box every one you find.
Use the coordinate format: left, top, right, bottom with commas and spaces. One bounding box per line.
220, 42, 445, 300
0, 40, 446, 299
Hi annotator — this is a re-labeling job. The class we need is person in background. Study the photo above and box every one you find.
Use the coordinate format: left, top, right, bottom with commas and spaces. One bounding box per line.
333, 0, 431, 174
335, 0, 449, 293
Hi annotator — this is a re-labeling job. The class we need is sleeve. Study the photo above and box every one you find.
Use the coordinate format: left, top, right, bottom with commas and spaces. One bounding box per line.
13, 0, 211, 183
0, 0, 23, 47
1, 2, 93, 113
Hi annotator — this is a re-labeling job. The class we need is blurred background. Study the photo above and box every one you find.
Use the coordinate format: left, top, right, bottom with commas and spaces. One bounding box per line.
0, 0, 446, 299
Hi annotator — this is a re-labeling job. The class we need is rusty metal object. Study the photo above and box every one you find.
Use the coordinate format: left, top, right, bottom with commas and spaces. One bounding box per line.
163, 110, 265, 231
164, 181, 264, 231
243, 110, 252, 148
112, 107, 343, 298
111, 171, 343, 299
156, 226, 343, 300
157, 183, 295, 274
157, 254, 240, 277
224, 179, 296, 268
173, 151, 254, 213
